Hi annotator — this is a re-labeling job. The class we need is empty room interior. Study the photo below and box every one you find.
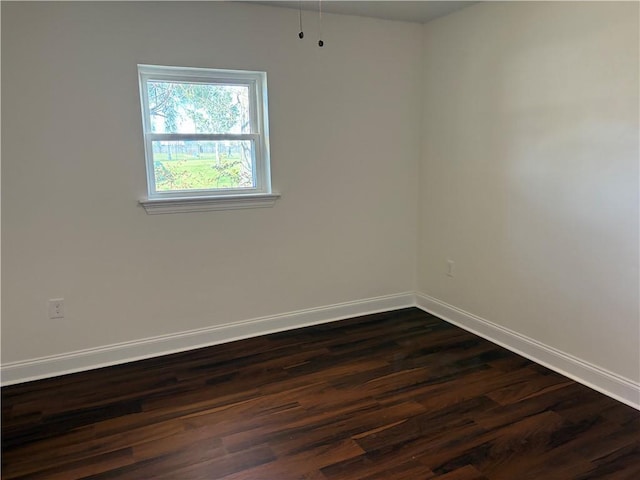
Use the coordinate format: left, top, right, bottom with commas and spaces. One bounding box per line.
1, 0, 639, 478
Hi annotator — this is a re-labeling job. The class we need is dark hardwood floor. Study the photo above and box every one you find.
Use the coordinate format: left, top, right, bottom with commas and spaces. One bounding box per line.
2, 308, 639, 479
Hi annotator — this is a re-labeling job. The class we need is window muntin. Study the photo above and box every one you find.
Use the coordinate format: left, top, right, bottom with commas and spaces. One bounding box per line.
138, 65, 271, 199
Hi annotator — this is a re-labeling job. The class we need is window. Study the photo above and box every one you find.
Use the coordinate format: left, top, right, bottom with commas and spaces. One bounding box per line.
138, 65, 278, 214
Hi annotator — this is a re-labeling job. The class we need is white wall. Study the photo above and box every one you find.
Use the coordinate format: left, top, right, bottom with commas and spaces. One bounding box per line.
1, 2, 421, 363
3, 0, 638, 395
419, 1, 639, 382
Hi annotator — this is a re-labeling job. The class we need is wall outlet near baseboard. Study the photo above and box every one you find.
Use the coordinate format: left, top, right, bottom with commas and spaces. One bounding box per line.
48, 299, 65, 319
447, 259, 455, 277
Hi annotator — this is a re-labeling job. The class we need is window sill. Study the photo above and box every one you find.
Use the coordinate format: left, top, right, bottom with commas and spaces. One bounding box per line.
139, 193, 280, 214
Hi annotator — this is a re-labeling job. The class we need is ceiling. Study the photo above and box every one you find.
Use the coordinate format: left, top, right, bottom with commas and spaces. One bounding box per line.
246, 1, 478, 24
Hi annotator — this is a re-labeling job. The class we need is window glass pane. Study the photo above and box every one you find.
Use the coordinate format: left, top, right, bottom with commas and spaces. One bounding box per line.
152, 140, 255, 192
147, 81, 251, 134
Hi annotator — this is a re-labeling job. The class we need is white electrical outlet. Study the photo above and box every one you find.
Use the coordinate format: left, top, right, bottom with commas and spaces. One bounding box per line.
48, 298, 65, 319
447, 259, 455, 277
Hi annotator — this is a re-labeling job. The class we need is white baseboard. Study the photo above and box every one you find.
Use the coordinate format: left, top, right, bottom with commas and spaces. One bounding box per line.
415, 292, 640, 410
0, 292, 415, 386
3, 291, 638, 411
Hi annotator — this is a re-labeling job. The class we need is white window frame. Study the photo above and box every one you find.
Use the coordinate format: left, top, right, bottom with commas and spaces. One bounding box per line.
137, 64, 279, 214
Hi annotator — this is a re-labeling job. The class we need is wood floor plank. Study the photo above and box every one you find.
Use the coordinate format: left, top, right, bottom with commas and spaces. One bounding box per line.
433, 465, 489, 479
2, 307, 639, 479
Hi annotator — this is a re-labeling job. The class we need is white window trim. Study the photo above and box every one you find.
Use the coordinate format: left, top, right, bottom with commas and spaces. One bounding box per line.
137, 64, 279, 214
139, 193, 280, 214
